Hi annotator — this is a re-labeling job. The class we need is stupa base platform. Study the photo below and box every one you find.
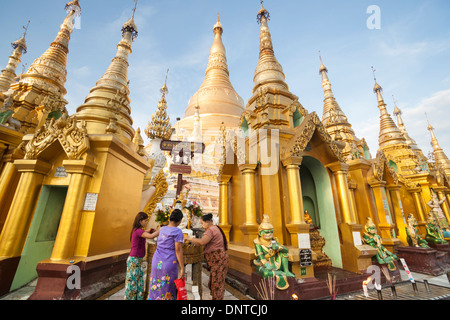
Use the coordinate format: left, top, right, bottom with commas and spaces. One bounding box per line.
28, 252, 128, 300
293, 267, 371, 300
428, 243, 450, 265
237, 267, 371, 300
397, 246, 448, 276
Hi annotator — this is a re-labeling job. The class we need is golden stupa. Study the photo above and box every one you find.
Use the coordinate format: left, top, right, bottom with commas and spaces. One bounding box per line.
0, 1, 449, 300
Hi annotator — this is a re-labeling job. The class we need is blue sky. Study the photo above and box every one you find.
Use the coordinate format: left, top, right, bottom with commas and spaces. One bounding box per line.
1, 0, 449, 158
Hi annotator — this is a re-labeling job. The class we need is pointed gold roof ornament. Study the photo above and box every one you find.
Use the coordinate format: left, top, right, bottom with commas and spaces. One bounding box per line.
371, 67, 407, 149
319, 53, 362, 158
183, 13, 244, 120
426, 114, 450, 170
145, 69, 172, 141
253, 0, 287, 93
392, 95, 419, 150
319, 51, 328, 74
123, 0, 139, 42
76, 0, 138, 143
20, 0, 81, 96
0, 21, 30, 93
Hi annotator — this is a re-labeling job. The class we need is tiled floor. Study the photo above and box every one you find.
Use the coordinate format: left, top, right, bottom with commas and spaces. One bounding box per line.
1, 265, 448, 300
103, 263, 246, 300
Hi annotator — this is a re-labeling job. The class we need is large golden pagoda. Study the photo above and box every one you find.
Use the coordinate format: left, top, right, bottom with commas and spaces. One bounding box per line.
175, 14, 245, 138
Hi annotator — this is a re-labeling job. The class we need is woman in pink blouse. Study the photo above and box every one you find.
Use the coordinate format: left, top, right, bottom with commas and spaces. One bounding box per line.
124, 212, 160, 300
188, 213, 228, 300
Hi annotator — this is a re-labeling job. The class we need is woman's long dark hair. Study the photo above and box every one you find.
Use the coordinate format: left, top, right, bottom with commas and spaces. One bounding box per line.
130, 212, 149, 242
202, 213, 228, 251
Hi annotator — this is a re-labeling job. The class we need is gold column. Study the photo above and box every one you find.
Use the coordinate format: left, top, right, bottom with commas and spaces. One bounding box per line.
327, 162, 356, 224
386, 185, 408, 245
433, 186, 450, 226
0, 162, 18, 215
407, 187, 427, 235
0, 143, 7, 163
283, 157, 310, 248
238, 164, 258, 247
0, 159, 52, 258
368, 180, 391, 235
284, 156, 304, 224
328, 162, 375, 273
445, 190, 450, 208
218, 175, 232, 240
347, 180, 359, 224
50, 159, 97, 261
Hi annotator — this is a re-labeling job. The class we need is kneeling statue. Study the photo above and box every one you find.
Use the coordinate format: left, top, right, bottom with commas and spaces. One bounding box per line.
425, 214, 448, 245
253, 215, 295, 290
363, 217, 398, 270
406, 214, 429, 248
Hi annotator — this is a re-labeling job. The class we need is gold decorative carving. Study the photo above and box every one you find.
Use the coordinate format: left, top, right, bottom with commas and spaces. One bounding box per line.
143, 169, 169, 216
24, 114, 89, 160
283, 112, 344, 162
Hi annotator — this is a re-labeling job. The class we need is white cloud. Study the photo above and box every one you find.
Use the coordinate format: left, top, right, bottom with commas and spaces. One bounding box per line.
72, 66, 91, 78
398, 89, 450, 156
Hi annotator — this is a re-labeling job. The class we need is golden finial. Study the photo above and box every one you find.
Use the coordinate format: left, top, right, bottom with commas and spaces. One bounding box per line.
319, 50, 328, 73
65, 0, 81, 16
372, 66, 382, 93
257, 0, 270, 24
132, 0, 138, 19
122, 0, 138, 40
392, 95, 401, 116
214, 12, 223, 33
145, 70, 172, 140
23, 20, 30, 38
161, 68, 169, 96
11, 20, 30, 54
425, 113, 434, 131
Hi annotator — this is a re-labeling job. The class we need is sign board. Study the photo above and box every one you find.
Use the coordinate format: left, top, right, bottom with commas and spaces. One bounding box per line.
170, 164, 192, 175
298, 233, 311, 249
352, 231, 363, 246
83, 193, 99, 211
299, 249, 313, 267
160, 140, 205, 154
54, 167, 68, 178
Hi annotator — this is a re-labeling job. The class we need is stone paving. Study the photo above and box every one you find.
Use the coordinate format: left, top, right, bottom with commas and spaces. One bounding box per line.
1, 265, 448, 300
102, 263, 250, 300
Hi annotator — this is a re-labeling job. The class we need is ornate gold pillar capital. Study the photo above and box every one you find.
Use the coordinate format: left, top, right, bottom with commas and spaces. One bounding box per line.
218, 174, 232, 184
13, 159, 52, 175
368, 179, 387, 189
386, 184, 402, 191
326, 161, 349, 174
62, 159, 98, 177
281, 156, 303, 168
238, 163, 257, 173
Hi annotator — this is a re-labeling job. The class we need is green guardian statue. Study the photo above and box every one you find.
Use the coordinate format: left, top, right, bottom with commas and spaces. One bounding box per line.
425, 214, 448, 245
253, 215, 295, 290
362, 217, 398, 270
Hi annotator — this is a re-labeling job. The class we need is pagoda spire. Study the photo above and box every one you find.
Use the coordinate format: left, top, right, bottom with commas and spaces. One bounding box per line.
427, 117, 450, 169
20, 1, 81, 96
76, 2, 138, 143
0, 21, 29, 93
145, 69, 172, 141
392, 96, 419, 150
319, 53, 362, 158
252, 0, 287, 93
183, 14, 244, 120
372, 67, 406, 148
